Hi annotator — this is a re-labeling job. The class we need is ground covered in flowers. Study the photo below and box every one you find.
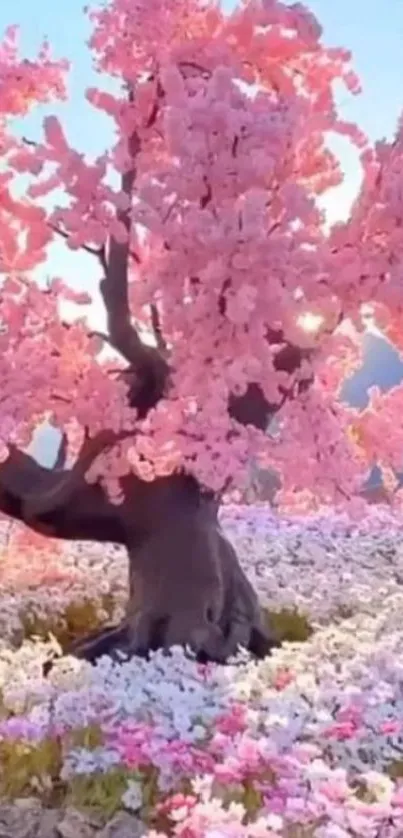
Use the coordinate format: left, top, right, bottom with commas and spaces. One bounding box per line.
0, 506, 402, 837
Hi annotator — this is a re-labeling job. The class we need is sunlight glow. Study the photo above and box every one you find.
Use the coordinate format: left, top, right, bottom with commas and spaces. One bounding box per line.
297, 312, 325, 334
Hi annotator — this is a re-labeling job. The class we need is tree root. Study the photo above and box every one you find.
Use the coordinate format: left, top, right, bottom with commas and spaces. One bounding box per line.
52, 520, 278, 671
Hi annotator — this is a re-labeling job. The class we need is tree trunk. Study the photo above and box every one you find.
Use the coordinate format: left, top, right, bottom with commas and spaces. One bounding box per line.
0, 446, 277, 665
68, 474, 277, 664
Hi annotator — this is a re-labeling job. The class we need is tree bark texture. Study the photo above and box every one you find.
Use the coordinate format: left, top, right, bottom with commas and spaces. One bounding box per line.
0, 452, 277, 663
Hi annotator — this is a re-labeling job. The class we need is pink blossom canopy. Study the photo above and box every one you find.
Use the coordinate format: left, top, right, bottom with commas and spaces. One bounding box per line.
1, 1, 403, 511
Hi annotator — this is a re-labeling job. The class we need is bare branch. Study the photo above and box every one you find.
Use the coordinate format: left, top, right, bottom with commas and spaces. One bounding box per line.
22, 136, 38, 148
49, 224, 108, 272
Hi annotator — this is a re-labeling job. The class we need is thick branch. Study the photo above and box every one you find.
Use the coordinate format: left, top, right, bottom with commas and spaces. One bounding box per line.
53, 431, 68, 470
21, 429, 125, 518
99, 130, 144, 363
99, 86, 162, 367
0, 446, 126, 543
99, 119, 169, 409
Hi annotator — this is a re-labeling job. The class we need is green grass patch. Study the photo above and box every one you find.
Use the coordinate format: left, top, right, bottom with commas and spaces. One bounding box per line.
20, 595, 115, 649
262, 607, 313, 643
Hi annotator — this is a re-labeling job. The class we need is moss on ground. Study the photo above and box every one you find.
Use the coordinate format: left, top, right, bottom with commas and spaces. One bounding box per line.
20, 595, 115, 649
262, 607, 313, 643
18, 591, 314, 660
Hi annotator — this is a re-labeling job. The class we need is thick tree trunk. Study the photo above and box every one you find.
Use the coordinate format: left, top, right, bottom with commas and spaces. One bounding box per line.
0, 447, 277, 665
68, 476, 277, 664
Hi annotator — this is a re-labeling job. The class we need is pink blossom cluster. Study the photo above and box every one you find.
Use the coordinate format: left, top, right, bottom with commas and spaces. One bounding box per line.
113, 704, 403, 835
2, 1, 403, 502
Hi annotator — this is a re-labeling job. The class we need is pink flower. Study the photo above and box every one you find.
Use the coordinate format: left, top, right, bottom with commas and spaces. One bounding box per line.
317, 781, 349, 804
322, 721, 359, 740
272, 668, 295, 690
157, 793, 197, 820
379, 720, 401, 735
215, 705, 247, 736
392, 785, 403, 808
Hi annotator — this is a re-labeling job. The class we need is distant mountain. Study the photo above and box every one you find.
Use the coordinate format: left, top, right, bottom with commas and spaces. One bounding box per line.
342, 332, 403, 409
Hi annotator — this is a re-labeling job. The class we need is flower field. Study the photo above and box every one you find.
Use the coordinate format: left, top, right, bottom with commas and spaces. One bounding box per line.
0, 505, 403, 837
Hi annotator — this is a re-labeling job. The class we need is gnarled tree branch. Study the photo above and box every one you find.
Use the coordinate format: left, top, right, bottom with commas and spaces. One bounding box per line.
99, 99, 170, 410
0, 446, 126, 543
20, 428, 128, 518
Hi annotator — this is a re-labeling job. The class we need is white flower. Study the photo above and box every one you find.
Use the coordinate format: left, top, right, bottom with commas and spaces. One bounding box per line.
261, 813, 283, 831
1, 504, 403, 809
121, 779, 143, 812
315, 825, 351, 838
361, 770, 394, 803
191, 774, 214, 800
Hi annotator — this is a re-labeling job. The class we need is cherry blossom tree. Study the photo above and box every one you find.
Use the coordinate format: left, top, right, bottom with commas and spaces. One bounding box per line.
1, 0, 403, 662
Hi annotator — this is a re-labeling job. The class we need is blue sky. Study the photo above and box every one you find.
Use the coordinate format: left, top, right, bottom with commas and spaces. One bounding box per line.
2, 0, 403, 328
